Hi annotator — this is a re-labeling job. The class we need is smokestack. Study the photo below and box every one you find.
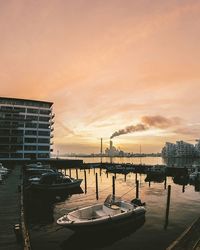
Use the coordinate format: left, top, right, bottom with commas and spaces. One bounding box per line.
100, 138, 103, 156
110, 140, 113, 152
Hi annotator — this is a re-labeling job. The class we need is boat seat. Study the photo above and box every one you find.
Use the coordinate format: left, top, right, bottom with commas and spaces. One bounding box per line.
95, 209, 107, 217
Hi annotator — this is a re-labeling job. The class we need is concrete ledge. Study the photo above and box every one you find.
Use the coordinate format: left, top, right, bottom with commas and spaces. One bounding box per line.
167, 217, 200, 250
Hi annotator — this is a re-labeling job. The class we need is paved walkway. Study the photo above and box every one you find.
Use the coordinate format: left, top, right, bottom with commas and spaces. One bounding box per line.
0, 165, 22, 250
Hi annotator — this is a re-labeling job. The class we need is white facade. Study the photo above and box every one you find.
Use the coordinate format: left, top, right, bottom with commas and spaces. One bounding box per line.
162, 140, 197, 157
0, 97, 54, 160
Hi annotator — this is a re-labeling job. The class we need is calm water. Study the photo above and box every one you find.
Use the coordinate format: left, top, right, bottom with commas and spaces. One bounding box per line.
65, 156, 200, 166
28, 158, 200, 250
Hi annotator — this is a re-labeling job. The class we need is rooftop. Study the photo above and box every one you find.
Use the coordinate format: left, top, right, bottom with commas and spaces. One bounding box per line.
0, 97, 53, 107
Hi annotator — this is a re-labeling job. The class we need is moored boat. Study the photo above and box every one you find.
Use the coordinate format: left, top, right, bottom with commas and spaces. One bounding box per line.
28, 172, 83, 191
146, 165, 166, 176
0, 163, 10, 178
106, 164, 131, 174
57, 194, 146, 231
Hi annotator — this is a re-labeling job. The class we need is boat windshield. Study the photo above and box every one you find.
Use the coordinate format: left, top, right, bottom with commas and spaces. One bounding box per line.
104, 194, 121, 207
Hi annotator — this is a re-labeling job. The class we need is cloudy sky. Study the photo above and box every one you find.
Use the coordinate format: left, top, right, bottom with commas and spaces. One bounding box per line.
1, 0, 200, 153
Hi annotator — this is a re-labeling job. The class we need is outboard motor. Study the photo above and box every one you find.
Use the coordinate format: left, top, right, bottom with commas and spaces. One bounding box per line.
131, 198, 145, 206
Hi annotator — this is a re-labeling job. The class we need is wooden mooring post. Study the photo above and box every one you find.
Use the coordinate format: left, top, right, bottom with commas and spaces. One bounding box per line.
112, 176, 115, 196
164, 176, 167, 189
96, 173, 99, 200
136, 180, 139, 198
69, 168, 71, 177
84, 170, 87, 193
165, 185, 171, 229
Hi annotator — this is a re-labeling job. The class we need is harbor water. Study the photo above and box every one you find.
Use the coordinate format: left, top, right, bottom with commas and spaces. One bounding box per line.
26, 157, 200, 250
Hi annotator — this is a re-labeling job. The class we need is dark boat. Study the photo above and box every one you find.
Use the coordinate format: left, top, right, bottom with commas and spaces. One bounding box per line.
28, 172, 83, 191
145, 174, 165, 183
106, 165, 131, 174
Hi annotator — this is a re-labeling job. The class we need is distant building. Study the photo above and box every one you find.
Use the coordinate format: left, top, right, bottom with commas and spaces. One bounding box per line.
161, 142, 176, 157
105, 140, 124, 157
0, 97, 54, 160
162, 140, 197, 157
176, 140, 195, 157
195, 140, 200, 156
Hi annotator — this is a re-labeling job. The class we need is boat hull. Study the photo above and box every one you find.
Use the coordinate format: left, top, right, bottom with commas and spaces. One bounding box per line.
29, 179, 83, 191
58, 208, 146, 232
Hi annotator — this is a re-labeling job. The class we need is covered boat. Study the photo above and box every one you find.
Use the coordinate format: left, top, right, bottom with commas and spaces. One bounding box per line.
57, 195, 146, 231
0, 163, 10, 178
146, 165, 166, 176
28, 172, 83, 191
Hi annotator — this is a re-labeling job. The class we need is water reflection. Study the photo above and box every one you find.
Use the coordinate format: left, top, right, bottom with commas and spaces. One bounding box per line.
61, 217, 145, 250
172, 175, 189, 186
163, 157, 200, 167
26, 187, 84, 226
145, 175, 165, 183
194, 182, 200, 192
67, 156, 200, 167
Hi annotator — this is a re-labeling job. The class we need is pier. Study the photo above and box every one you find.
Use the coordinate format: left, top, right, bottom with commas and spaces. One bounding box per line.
0, 165, 21, 250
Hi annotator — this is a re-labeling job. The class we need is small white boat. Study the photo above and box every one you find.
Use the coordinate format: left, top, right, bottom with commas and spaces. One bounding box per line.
57, 195, 146, 231
0, 163, 9, 177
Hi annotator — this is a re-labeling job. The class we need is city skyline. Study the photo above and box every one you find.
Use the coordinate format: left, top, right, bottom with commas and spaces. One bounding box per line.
1, 1, 200, 154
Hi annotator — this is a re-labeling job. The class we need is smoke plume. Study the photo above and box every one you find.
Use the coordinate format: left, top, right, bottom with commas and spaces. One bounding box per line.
110, 115, 181, 139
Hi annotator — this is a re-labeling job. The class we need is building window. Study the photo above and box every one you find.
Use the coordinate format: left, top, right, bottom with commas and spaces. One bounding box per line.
38, 123, 50, 129
24, 145, 36, 150
38, 131, 50, 136
25, 130, 37, 136
38, 153, 49, 158
10, 153, 23, 158
40, 109, 51, 115
38, 138, 50, 143
24, 138, 37, 143
0, 153, 9, 158
38, 146, 49, 151
39, 116, 50, 122
25, 122, 37, 128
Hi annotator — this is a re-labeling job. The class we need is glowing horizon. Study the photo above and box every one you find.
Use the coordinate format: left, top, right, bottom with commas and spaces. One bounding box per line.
1, 1, 200, 154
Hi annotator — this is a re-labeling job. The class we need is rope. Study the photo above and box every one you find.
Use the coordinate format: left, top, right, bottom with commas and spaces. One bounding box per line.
120, 185, 136, 198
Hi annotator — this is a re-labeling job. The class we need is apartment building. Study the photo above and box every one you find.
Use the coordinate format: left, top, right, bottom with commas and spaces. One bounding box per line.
0, 97, 54, 160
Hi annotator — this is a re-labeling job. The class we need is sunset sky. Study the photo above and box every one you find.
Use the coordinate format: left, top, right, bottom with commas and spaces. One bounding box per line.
1, 0, 200, 154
